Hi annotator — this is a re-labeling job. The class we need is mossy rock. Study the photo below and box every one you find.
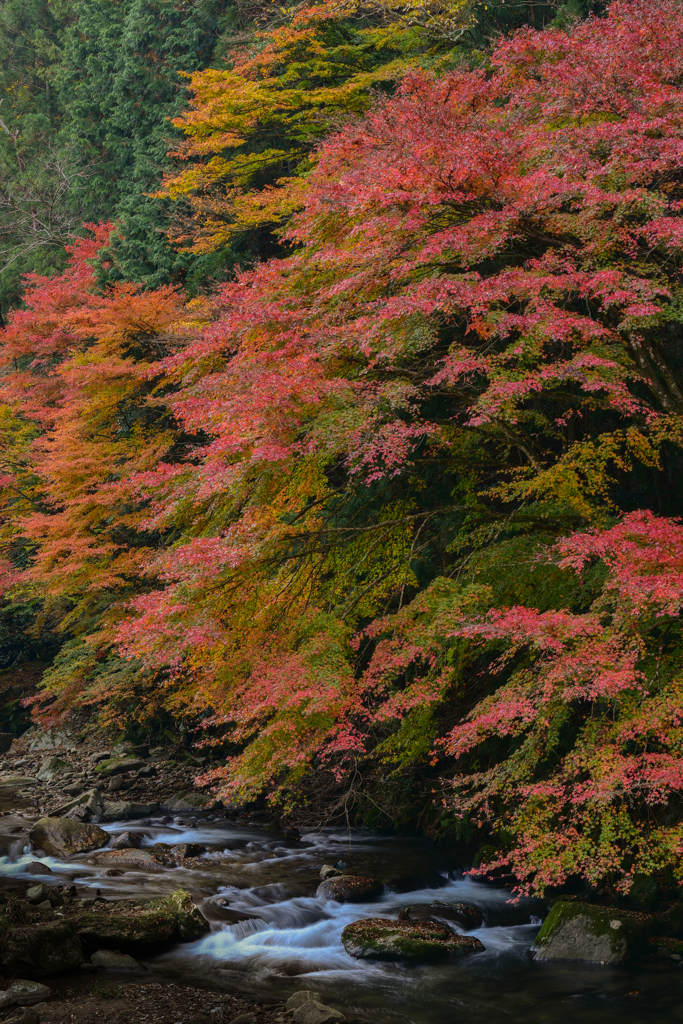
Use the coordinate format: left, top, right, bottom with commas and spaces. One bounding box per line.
73, 889, 206, 953
163, 889, 209, 941
534, 902, 656, 964
316, 876, 383, 903
341, 917, 485, 962
94, 757, 146, 777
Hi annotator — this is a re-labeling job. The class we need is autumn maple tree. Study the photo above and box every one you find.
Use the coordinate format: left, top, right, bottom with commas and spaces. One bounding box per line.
1, 0, 683, 896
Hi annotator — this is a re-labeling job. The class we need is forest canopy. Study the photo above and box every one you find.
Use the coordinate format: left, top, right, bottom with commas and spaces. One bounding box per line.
1, 0, 683, 897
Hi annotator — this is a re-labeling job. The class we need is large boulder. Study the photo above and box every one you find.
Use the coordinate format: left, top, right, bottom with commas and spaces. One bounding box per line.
29, 817, 108, 857
0, 921, 83, 977
533, 902, 655, 964
411, 901, 483, 930
341, 917, 484, 962
73, 905, 176, 953
73, 889, 207, 954
316, 876, 383, 903
36, 756, 70, 783
94, 757, 146, 777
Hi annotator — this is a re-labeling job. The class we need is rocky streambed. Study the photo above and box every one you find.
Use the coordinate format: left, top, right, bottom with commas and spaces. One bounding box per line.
0, 731, 682, 1024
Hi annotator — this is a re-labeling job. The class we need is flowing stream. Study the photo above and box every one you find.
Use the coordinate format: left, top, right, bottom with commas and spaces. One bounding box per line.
1, 812, 682, 1024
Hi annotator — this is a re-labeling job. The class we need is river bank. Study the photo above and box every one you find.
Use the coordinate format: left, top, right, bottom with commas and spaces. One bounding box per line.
0, 728, 683, 1024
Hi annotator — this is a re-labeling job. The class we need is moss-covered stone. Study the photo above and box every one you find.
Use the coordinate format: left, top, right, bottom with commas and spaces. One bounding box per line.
71, 888, 207, 953
163, 889, 209, 941
534, 902, 655, 964
316, 876, 383, 903
341, 917, 484, 962
93, 757, 146, 777
73, 904, 176, 953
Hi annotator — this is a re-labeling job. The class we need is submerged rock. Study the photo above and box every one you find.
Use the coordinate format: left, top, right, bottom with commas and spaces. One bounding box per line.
28, 817, 108, 857
533, 902, 655, 964
0, 921, 83, 977
341, 917, 485, 962
316, 875, 383, 902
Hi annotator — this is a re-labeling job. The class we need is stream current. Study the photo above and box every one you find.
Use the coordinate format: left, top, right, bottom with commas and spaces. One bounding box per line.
1, 812, 682, 1024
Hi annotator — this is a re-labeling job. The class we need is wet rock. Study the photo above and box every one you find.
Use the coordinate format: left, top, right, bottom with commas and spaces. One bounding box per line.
170, 843, 206, 859
91, 949, 143, 970
7, 980, 52, 1005
319, 864, 343, 881
341, 917, 485, 962
292, 1003, 345, 1024
93, 849, 161, 870
286, 992, 319, 1010
316, 875, 383, 903
29, 817, 108, 857
24, 861, 52, 876
1, 921, 83, 977
36, 756, 70, 783
165, 889, 210, 941
0, 733, 15, 753
102, 800, 159, 820
412, 901, 483, 931
111, 831, 142, 850
533, 902, 655, 964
